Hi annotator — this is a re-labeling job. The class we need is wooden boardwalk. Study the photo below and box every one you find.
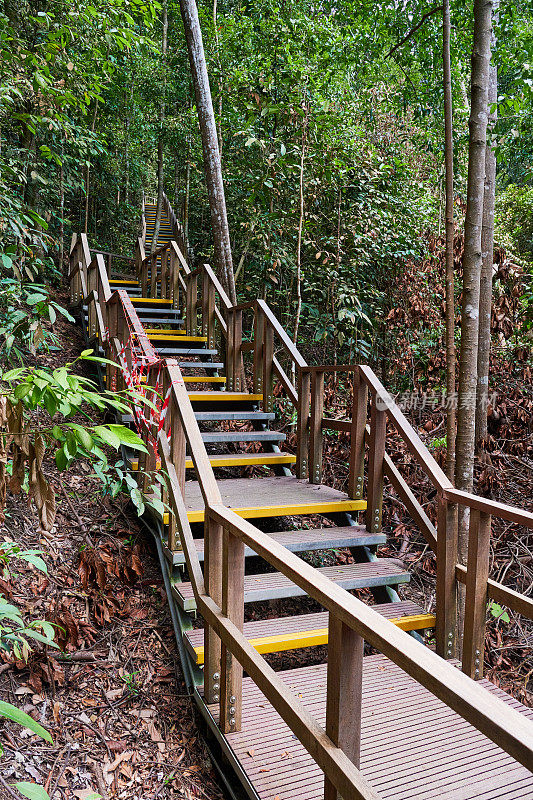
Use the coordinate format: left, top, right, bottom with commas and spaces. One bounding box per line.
206, 655, 533, 800
69, 192, 533, 800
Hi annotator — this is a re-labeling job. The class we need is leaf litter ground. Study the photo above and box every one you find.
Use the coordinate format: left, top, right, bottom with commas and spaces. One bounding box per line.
0, 298, 224, 800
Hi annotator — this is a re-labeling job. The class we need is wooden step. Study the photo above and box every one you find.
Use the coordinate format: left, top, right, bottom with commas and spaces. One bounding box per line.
181, 362, 225, 370
134, 316, 184, 326
130, 297, 173, 305
183, 376, 226, 384
195, 411, 275, 422
165, 523, 385, 564
129, 451, 296, 472
173, 560, 409, 611
147, 334, 208, 343
184, 601, 434, 662
189, 392, 262, 404
183, 475, 366, 523
201, 430, 285, 443
160, 348, 219, 356
144, 328, 186, 335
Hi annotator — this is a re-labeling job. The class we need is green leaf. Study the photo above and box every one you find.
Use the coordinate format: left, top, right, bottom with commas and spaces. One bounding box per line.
130, 487, 145, 516
94, 426, 121, 450
14, 384, 32, 400
106, 425, 148, 453
14, 782, 50, 800
55, 447, 68, 471
0, 700, 52, 742
19, 553, 47, 573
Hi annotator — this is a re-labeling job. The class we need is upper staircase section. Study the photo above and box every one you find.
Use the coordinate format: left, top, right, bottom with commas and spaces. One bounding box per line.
68, 191, 533, 800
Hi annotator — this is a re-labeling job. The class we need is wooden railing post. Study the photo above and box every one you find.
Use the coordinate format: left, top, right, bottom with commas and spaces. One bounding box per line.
220, 526, 245, 732
296, 368, 310, 479
262, 319, 274, 412
347, 370, 367, 500
226, 308, 235, 391
186, 273, 198, 336
232, 308, 243, 392
150, 252, 157, 297
204, 512, 223, 705
309, 370, 325, 484
324, 612, 364, 800
160, 247, 169, 299
142, 366, 158, 494
366, 392, 386, 533
253, 305, 264, 395
436, 493, 458, 659
201, 268, 214, 347
462, 509, 491, 679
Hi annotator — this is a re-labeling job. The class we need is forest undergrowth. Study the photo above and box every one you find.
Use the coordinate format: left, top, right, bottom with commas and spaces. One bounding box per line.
0, 296, 223, 800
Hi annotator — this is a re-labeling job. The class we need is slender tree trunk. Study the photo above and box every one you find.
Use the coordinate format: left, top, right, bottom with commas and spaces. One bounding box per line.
179, 0, 237, 303
455, 0, 493, 622
443, 0, 456, 482
475, 1, 499, 446
84, 100, 99, 235
183, 132, 191, 254
212, 0, 223, 158
292, 100, 308, 349
59, 159, 65, 273
152, 0, 168, 253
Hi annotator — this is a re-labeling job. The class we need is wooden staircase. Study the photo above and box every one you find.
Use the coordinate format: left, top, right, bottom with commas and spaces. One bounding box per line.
123, 202, 435, 658
68, 195, 533, 800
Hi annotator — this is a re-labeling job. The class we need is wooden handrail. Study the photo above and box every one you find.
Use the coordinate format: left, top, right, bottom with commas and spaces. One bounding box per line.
358, 365, 452, 491
257, 299, 308, 368
208, 504, 533, 770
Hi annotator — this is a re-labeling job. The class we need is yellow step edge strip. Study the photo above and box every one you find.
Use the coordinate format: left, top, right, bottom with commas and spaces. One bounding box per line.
188, 393, 263, 402
186, 454, 296, 468
144, 329, 186, 335
130, 454, 296, 471
192, 615, 436, 665
147, 334, 207, 342
183, 376, 226, 383
186, 499, 366, 524
130, 297, 173, 304
109, 280, 139, 285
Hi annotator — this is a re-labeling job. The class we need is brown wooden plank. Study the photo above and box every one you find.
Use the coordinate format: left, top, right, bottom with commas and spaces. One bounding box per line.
184, 475, 358, 514
203, 655, 533, 800
462, 510, 491, 679
324, 613, 363, 800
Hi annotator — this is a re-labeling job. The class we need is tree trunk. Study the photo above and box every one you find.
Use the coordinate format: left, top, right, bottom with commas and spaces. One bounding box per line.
152, 0, 168, 254
475, 1, 499, 446
183, 132, 191, 255
179, 0, 237, 303
443, 0, 456, 482
59, 158, 65, 273
455, 0, 493, 620
84, 100, 99, 235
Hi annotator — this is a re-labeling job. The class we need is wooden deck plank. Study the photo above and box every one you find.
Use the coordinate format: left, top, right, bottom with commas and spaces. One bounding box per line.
202, 654, 533, 800
170, 524, 386, 564
184, 475, 367, 522
185, 600, 423, 649
184, 601, 433, 663
173, 561, 409, 610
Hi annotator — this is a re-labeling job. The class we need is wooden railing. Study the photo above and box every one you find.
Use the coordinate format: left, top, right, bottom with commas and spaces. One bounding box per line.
152, 364, 533, 797
69, 222, 533, 800
93, 249, 134, 276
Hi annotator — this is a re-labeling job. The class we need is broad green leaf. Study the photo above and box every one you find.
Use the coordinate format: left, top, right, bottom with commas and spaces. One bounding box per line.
14, 782, 50, 800
106, 425, 148, 453
94, 425, 121, 450
0, 700, 52, 742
